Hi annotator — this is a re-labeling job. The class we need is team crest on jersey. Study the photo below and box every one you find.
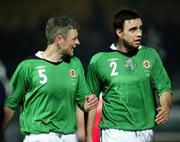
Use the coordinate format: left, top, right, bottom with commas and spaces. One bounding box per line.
69, 69, 76, 78
124, 58, 136, 70
143, 60, 151, 69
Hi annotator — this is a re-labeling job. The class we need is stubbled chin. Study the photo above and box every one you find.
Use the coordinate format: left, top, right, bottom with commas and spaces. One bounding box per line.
69, 52, 74, 57
134, 43, 141, 47
135, 44, 141, 47
67, 49, 74, 56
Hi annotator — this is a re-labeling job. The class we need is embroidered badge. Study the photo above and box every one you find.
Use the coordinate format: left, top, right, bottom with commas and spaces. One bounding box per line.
124, 58, 136, 70
69, 69, 76, 78
143, 60, 151, 69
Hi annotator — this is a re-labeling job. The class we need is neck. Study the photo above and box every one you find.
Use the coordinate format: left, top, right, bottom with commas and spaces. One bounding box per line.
42, 44, 63, 62
116, 42, 137, 53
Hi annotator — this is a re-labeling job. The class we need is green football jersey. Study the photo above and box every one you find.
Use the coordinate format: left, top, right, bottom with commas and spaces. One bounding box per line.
86, 45, 172, 131
5, 51, 89, 134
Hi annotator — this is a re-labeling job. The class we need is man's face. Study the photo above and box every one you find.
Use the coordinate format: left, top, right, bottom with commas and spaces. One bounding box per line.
61, 29, 80, 57
121, 18, 143, 48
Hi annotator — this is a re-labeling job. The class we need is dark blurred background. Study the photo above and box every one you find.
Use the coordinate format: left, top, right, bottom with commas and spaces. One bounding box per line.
1, 0, 180, 141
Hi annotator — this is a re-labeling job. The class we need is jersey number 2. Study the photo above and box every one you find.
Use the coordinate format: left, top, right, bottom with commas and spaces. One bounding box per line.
110, 62, 118, 76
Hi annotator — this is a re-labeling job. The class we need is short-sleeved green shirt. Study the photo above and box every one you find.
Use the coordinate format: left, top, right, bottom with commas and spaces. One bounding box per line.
6, 51, 89, 134
86, 45, 172, 131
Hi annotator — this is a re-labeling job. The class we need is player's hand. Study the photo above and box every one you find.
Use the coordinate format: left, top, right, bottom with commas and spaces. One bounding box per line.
84, 94, 98, 112
155, 105, 171, 125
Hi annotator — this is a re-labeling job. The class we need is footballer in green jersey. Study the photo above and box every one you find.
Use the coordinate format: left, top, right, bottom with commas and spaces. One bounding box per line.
87, 44, 172, 130
85, 8, 172, 142
3, 17, 98, 142
5, 51, 89, 134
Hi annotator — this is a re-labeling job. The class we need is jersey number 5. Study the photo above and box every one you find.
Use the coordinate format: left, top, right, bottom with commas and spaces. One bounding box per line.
110, 62, 118, 76
38, 69, 48, 84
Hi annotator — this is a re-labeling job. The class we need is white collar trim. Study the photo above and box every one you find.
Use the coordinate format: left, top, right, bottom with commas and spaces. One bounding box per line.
35, 51, 44, 59
110, 43, 142, 50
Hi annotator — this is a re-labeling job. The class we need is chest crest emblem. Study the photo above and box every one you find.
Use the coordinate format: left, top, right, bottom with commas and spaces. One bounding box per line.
143, 60, 151, 69
69, 69, 76, 78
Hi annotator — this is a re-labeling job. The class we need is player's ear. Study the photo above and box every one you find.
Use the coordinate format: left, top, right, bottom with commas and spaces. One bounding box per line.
116, 29, 123, 39
55, 36, 63, 44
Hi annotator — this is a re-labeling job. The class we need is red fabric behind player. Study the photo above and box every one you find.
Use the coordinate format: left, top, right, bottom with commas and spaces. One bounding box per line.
92, 95, 103, 142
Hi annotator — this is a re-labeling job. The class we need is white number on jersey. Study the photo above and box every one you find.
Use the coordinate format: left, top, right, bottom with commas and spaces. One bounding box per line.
38, 69, 48, 84
110, 62, 118, 76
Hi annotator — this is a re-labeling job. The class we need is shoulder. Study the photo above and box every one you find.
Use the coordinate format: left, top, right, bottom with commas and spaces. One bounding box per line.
140, 45, 159, 55
70, 56, 82, 64
139, 45, 163, 65
14, 55, 41, 72
68, 56, 85, 68
140, 45, 156, 52
91, 52, 104, 60
90, 52, 111, 64
16, 59, 30, 69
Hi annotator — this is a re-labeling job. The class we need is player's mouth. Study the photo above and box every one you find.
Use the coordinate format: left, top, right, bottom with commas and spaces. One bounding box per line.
134, 39, 141, 45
